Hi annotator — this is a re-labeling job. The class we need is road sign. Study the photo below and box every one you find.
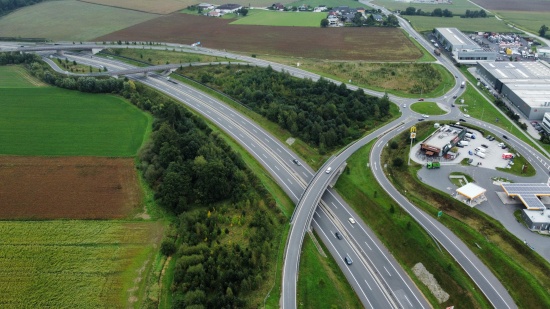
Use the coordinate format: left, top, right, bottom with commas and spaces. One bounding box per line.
410, 126, 417, 139
437, 211, 443, 218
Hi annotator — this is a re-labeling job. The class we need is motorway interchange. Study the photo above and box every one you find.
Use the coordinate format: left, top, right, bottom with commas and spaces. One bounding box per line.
8, 14, 550, 308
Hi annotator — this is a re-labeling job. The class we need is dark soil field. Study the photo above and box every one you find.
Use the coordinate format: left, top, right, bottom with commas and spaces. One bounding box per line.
96, 14, 422, 61
471, 0, 550, 12
0, 156, 142, 219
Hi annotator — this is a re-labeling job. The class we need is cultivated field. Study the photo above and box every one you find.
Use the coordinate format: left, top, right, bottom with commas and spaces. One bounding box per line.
230, 10, 326, 27
405, 15, 512, 33
0, 66, 46, 87
471, 0, 550, 12
0, 156, 143, 219
0, 220, 163, 308
287, 0, 368, 9
0, 0, 157, 41
0, 87, 151, 156
495, 11, 550, 36
80, 0, 190, 14
96, 14, 422, 61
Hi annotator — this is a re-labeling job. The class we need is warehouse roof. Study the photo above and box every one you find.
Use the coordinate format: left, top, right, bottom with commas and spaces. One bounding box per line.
436, 28, 478, 49
478, 61, 550, 80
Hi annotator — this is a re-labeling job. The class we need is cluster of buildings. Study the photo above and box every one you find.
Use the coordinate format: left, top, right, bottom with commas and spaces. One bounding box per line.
197, 3, 242, 17
325, 6, 383, 27
434, 28, 497, 63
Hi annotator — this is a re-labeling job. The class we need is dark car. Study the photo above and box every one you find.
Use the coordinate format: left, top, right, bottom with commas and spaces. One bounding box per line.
481, 144, 489, 148
503, 135, 509, 139
292, 159, 301, 166
418, 98, 424, 101
452, 95, 458, 99
468, 158, 474, 164
486, 135, 492, 140
335, 232, 342, 240
344, 256, 353, 265
418, 118, 425, 122
451, 104, 455, 107
459, 118, 466, 122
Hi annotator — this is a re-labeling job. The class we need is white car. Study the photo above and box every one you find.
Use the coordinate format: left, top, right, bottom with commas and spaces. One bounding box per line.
348, 218, 356, 224
325, 167, 332, 174
464, 114, 471, 118
422, 114, 429, 118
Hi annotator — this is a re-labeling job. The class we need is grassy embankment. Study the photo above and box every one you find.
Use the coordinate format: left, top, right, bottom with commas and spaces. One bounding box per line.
335, 141, 491, 308
102, 47, 228, 67
382, 122, 550, 308
410, 101, 447, 115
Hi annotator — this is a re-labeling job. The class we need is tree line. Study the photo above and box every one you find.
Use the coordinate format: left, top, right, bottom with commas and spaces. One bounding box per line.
402, 7, 487, 18
0, 0, 42, 15
180, 65, 392, 153
1, 52, 284, 308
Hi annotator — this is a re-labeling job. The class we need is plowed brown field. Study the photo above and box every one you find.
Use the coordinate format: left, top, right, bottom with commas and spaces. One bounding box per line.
0, 156, 142, 219
471, 0, 550, 12
95, 14, 422, 61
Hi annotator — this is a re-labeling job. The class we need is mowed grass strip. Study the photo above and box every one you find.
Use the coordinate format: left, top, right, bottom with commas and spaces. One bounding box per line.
0, 0, 157, 41
0, 66, 46, 87
0, 221, 163, 308
0, 87, 151, 156
230, 10, 326, 27
410, 102, 447, 115
404, 15, 511, 33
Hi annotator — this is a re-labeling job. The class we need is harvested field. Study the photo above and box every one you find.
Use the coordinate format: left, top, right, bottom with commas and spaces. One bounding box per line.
471, 0, 550, 12
79, 0, 190, 14
96, 14, 422, 61
0, 156, 142, 219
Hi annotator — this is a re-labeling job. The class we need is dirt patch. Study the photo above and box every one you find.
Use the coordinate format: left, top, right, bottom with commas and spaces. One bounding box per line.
0, 156, 142, 219
95, 14, 422, 61
471, 0, 550, 12
412, 262, 449, 304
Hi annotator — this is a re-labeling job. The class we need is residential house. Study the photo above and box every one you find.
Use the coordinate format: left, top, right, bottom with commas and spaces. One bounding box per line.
207, 10, 221, 17
198, 3, 215, 10
272, 3, 284, 10
373, 14, 383, 22
216, 3, 242, 14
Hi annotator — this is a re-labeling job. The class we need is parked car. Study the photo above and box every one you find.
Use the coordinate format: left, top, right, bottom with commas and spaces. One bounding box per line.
486, 135, 492, 140
481, 144, 489, 148
489, 136, 496, 141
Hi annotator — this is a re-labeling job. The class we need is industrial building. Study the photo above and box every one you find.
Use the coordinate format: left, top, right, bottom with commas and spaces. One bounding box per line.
476, 61, 550, 119
420, 124, 466, 157
434, 28, 496, 64
522, 209, 550, 232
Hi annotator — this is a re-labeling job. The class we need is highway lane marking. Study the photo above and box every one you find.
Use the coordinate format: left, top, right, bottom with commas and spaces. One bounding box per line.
383, 266, 392, 276
364, 280, 372, 291
405, 295, 413, 307
302, 172, 308, 177
331, 202, 338, 209
228, 125, 232, 129
287, 178, 293, 185
277, 148, 281, 153
253, 129, 257, 133
239, 134, 244, 138
262, 153, 267, 159
364, 242, 372, 251
275, 166, 280, 170
250, 143, 256, 148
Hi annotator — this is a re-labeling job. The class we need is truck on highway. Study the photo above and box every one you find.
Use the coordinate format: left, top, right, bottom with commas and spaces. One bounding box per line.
427, 162, 440, 169
460, 81, 466, 88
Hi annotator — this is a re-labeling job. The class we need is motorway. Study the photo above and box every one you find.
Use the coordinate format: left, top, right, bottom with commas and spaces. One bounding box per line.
17, 20, 549, 306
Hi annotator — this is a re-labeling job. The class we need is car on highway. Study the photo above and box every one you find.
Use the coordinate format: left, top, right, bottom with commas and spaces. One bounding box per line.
417, 118, 425, 122
464, 114, 470, 118
335, 232, 342, 240
503, 135, 509, 139
348, 218, 356, 224
422, 114, 429, 118
418, 98, 424, 101
325, 167, 332, 174
452, 95, 457, 99
459, 118, 466, 122
403, 104, 407, 108
451, 104, 455, 107
292, 159, 301, 166
344, 256, 353, 265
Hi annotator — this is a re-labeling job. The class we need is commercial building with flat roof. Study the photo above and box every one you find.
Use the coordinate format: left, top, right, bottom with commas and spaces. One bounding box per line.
476, 61, 550, 119
420, 124, 466, 156
522, 209, 550, 232
434, 28, 496, 64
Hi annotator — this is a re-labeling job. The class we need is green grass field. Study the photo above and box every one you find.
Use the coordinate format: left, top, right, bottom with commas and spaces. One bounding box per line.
0, 66, 46, 87
0, 220, 163, 308
410, 102, 447, 115
230, 10, 326, 27
373, 0, 481, 13
287, 0, 369, 9
0, 0, 156, 41
495, 10, 550, 36
405, 15, 512, 33
0, 87, 151, 156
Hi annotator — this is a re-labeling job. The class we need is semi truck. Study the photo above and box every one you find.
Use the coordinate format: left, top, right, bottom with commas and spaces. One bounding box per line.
427, 162, 440, 169
460, 81, 466, 88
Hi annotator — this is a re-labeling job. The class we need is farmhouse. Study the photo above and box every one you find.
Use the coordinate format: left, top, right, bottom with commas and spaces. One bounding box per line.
215, 3, 242, 14
434, 28, 496, 64
476, 61, 550, 120
373, 14, 383, 22
198, 3, 215, 10
272, 3, 284, 10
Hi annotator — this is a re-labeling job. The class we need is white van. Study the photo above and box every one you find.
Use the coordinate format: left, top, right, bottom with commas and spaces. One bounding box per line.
458, 140, 469, 146
475, 151, 486, 159
475, 147, 486, 153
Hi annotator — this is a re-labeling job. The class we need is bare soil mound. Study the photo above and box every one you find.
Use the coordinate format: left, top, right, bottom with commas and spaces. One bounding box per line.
0, 156, 142, 219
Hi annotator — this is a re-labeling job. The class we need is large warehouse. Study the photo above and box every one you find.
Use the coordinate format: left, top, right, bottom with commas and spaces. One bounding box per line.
476, 61, 550, 119
434, 28, 496, 64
